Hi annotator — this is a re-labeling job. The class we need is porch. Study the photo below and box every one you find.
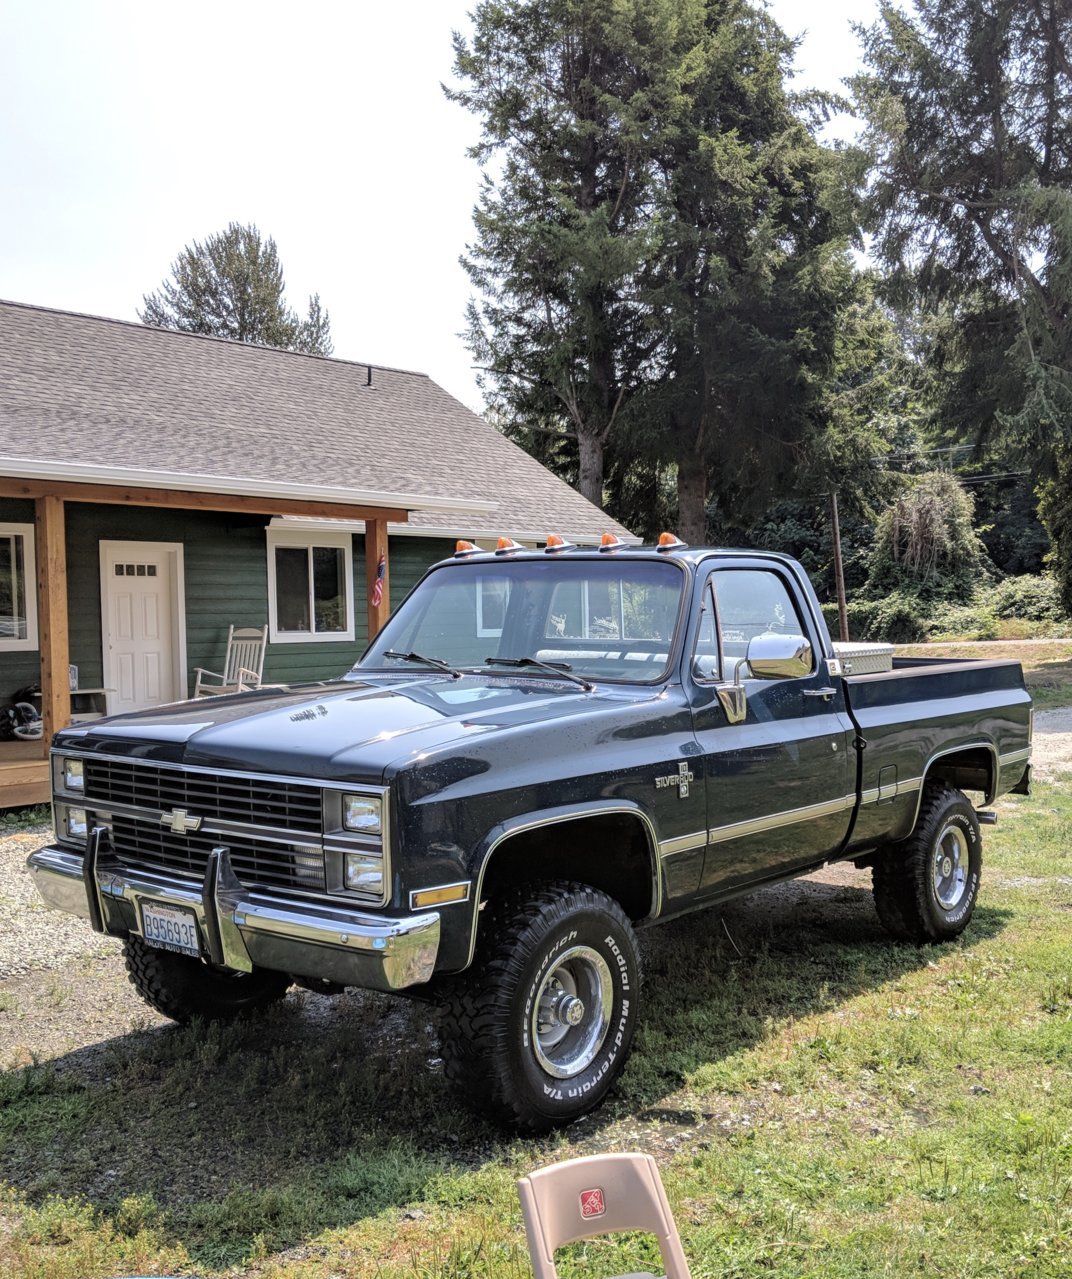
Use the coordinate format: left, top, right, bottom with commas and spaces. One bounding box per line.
0, 479, 410, 809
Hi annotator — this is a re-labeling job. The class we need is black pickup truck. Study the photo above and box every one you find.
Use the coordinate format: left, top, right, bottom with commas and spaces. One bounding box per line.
30, 543, 1032, 1129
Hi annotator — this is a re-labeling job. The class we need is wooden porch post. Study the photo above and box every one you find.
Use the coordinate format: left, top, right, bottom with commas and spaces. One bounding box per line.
365, 518, 390, 642
35, 495, 69, 745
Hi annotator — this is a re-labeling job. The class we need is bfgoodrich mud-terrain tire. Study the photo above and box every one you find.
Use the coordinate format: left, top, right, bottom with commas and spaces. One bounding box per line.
123, 936, 291, 1023
440, 881, 641, 1132
872, 784, 982, 943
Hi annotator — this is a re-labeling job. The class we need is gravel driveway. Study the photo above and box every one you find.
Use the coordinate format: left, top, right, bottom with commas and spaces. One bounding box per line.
2, 708, 1066, 1069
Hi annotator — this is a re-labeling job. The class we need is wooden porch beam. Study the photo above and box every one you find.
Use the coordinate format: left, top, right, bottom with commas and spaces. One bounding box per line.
0, 477, 409, 525
35, 495, 69, 746
365, 519, 390, 642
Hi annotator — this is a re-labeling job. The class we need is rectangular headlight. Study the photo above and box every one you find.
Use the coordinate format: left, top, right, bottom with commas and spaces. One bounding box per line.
342, 794, 382, 835
344, 851, 384, 896
62, 758, 84, 792
57, 804, 88, 844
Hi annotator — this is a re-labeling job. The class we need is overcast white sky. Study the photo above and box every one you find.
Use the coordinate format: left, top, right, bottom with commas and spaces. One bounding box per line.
1, 0, 878, 413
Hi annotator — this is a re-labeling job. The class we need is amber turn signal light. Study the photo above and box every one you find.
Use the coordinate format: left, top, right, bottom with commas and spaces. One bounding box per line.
657, 532, 687, 552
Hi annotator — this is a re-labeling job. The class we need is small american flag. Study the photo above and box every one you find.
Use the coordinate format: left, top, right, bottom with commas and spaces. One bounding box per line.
371, 552, 386, 607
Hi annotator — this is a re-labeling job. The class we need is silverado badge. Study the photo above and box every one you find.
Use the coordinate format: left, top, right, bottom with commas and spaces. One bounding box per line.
655, 762, 694, 798
160, 808, 202, 834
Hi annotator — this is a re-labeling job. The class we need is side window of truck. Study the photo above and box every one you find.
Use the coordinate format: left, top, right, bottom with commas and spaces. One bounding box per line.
711, 569, 813, 674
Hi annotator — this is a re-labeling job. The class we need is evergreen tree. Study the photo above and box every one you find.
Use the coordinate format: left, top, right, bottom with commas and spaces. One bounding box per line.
449, 0, 675, 508
643, 0, 860, 540
452, 0, 866, 536
853, 0, 1072, 594
140, 223, 333, 356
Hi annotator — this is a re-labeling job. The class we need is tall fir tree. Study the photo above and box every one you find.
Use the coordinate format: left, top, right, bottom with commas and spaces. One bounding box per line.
853, 0, 1072, 596
449, 0, 677, 508
452, 0, 865, 537
140, 223, 333, 356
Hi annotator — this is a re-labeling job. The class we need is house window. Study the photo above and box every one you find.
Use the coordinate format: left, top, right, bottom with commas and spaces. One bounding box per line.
476, 577, 511, 638
0, 523, 38, 652
266, 530, 355, 643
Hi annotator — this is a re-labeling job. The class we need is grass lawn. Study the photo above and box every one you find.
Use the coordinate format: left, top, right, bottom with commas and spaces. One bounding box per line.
2, 772, 1070, 1279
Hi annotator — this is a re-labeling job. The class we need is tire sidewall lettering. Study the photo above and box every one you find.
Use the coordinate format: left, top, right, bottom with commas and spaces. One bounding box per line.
931, 807, 981, 931
516, 916, 637, 1116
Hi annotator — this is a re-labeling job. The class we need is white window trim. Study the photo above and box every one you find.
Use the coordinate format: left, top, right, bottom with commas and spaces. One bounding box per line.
0, 523, 38, 652
266, 529, 355, 644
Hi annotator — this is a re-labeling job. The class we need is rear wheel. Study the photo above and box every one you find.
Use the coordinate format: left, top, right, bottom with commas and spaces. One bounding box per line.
123, 936, 291, 1023
440, 881, 641, 1132
872, 784, 982, 943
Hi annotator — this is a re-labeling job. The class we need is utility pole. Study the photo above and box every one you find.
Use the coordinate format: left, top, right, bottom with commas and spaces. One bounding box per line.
829, 490, 849, 642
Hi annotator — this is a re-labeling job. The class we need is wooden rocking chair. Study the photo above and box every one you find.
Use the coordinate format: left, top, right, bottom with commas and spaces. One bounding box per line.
193, 625, 268, 697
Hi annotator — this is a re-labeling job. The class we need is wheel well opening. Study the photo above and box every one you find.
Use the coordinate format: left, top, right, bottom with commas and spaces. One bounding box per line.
479, 814, 655, 921
926, 747, 994, 802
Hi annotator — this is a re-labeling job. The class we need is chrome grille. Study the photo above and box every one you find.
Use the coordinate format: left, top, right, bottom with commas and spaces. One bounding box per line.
83, 759, 322, 833
109, 815, 326, 894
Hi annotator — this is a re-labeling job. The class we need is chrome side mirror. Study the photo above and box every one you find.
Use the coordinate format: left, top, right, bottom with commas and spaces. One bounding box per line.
716, 633, 813, 723
746, 633, 813, 680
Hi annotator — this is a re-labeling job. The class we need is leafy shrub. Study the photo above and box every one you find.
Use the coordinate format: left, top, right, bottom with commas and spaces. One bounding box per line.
986, 573, 1065, 622
866, 472, 993, 603
926, 603, 999, 641
822, 595, 929, 644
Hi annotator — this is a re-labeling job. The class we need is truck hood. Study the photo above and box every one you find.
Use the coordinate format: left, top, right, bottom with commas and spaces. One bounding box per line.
56, 675, 655, 782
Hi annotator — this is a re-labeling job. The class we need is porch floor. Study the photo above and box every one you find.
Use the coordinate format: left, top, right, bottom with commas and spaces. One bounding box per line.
0, 742, 50, 809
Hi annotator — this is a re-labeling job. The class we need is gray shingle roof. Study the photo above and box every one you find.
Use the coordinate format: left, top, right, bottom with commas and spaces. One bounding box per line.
0, 299, 636, 543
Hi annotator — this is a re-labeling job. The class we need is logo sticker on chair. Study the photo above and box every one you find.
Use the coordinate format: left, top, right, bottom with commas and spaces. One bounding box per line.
579, 1188, 606, 1218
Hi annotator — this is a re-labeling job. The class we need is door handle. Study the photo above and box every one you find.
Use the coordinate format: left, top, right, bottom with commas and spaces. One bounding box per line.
803, 687, 837, 699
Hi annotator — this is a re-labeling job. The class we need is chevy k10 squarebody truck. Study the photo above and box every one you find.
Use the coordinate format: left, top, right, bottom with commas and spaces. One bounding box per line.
29, 542, 1032, 1130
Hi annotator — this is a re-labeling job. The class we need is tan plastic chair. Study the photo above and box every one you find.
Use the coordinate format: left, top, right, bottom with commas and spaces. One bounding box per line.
193, 625, 268, 696
518, 1153, 692, 1279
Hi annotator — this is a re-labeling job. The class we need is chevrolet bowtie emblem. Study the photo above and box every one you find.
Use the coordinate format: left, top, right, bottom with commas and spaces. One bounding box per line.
160, 808, 202, 834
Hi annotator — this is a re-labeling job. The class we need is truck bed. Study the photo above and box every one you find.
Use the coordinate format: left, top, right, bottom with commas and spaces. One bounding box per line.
842, 656, 1032, 848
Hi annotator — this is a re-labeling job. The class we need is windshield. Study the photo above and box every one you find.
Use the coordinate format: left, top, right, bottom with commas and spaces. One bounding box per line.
358, 558, 686, 683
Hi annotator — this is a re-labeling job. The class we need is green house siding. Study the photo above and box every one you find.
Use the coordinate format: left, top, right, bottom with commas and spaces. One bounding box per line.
0, 495, 453, 704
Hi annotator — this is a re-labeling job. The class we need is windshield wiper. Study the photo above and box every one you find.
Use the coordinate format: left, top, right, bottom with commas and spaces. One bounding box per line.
485, 656, 594, 692
383, 650, 462, 678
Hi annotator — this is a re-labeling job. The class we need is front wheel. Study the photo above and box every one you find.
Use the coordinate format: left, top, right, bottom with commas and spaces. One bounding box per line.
123, 936, 292, 1023
440, 881, 641, 1132
872, 784, 982, 943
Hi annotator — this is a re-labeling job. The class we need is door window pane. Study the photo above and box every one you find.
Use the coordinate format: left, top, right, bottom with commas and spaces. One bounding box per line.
713, 570, 810, 671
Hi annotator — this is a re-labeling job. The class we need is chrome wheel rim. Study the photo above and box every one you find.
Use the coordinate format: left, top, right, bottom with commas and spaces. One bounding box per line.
933, 823, 969, 910
531, 945, 613, 1079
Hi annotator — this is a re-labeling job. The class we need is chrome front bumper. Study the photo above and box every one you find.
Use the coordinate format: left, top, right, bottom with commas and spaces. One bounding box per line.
27, 838, 441, 992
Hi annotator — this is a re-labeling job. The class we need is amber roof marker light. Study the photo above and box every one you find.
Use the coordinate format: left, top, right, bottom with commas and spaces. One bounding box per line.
599, 533, 624, 553
495, 537, 524, 555
656, 532, 688, 552
544, 534, 573, 553
454, 540, 478, 558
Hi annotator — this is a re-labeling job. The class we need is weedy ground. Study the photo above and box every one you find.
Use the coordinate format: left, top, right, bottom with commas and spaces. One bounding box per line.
1, 776, 1069, 1278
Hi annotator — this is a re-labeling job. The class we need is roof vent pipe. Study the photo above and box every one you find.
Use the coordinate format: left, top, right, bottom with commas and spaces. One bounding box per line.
367, 365, 373, 386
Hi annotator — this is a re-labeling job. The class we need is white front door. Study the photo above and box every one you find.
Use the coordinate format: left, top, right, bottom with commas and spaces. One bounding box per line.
100, 541, 187, 713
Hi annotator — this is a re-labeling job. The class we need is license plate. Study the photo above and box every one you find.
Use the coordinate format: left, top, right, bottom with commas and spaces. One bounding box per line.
140, 900, 201, 957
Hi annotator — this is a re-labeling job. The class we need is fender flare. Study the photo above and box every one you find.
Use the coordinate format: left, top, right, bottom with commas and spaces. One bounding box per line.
908, 740, 1000, 829
464, 801, 663, 968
